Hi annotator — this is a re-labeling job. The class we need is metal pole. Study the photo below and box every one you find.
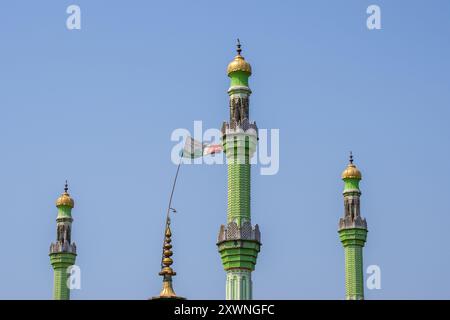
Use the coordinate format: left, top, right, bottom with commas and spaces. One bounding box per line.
161, 157, 182, 268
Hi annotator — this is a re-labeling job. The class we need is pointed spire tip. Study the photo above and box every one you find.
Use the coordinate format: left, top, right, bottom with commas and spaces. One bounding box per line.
236, 38, 242, 55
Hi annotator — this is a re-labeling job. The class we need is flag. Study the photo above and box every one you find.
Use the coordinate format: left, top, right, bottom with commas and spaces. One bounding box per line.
181, 136, 223, 159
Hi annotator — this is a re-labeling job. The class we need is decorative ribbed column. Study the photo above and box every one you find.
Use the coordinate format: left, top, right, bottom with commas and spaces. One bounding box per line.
338, 153, 368, 300
49, 182, 77, 300
217, 40, 261, 300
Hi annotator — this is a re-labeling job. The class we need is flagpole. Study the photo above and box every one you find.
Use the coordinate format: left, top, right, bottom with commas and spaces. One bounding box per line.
161, 155, 183, 268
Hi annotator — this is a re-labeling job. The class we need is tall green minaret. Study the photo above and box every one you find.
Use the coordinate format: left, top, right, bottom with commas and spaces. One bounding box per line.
338, 153, 368, 300
217, 40, 261, 300
49, 181, 77, 300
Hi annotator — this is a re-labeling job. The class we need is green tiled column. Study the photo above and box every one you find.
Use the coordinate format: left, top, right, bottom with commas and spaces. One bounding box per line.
339, 228, 367, 300
227, 150, 251, 225
50, 253, 76, 300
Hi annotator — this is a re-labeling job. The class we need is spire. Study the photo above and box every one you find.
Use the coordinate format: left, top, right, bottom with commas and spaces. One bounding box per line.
236, 38, 242, 55
160, 218, 175, 277
56, 180, 74, 208
153, 217, 183, 299
227, 39, 252, 76
342, 152, 362, 180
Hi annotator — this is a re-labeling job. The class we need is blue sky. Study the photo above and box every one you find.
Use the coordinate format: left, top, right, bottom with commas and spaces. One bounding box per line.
0, 0, 449, 299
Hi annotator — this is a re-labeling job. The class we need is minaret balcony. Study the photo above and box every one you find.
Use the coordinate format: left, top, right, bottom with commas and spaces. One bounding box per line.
217, 221, 261, 244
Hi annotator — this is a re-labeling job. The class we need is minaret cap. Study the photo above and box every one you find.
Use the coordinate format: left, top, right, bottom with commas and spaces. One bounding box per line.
341, 152, 362, 180
227, 39, 252, 76
55, 180, 74, 208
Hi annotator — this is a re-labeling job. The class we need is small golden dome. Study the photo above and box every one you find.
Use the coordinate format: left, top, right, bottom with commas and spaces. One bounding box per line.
341, 152, 362, 180
227, 39, 252, 76
56, 181, 74, 208
227, 55, 252, 76
342, 163, 362, 180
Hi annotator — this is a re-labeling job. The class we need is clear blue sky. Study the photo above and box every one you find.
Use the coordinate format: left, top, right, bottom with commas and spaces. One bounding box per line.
0, 0, 449, 299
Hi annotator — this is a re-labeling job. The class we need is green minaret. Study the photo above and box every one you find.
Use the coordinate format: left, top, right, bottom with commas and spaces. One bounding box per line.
217, 40, 261, 300
338, 153, 368, 300
49, 181, 77, 300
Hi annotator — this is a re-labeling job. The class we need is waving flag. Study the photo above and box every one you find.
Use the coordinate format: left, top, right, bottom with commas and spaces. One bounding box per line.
181, 136, 223, 159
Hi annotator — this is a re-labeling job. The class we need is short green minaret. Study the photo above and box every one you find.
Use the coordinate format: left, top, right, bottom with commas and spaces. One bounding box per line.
338, 153, 368, 300
49, 181, 77, 300
217, 40, 261, 300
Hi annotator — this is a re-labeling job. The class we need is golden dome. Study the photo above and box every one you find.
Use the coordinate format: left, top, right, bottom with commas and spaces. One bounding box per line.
341, 152, 362, 180
56, 181, 74, 208
342, 163, 362, 180
227, 39, 252, 76
227, 55, 252, 76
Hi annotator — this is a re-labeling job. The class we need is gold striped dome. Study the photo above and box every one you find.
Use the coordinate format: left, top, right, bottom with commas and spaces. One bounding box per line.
227, 39, 252, 76
56, 182, 74, 208
341, 163, 362, 180
227, 55, 252, 76
341, 152, 362, 179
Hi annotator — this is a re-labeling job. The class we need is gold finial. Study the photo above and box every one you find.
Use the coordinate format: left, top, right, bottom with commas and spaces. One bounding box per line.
227, 39, 252, 76
341, 152, 362, 180
160, 220, 175, 277
56, 180, 74, 208
153, 218, 183, 299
